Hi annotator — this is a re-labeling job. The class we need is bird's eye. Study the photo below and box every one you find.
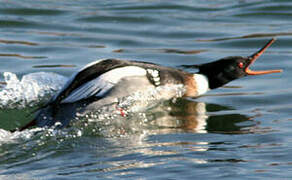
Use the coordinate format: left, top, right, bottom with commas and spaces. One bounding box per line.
238, 62, 244, 69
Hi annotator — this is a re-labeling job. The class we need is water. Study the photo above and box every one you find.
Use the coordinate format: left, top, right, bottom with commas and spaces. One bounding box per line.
1, 0, 292, 179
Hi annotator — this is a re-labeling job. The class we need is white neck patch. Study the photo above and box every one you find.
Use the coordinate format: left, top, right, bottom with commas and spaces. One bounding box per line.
193, 74, 209, 96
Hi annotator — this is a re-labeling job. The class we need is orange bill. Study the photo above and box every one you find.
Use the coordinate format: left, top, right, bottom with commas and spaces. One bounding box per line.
245, 38, 283, 75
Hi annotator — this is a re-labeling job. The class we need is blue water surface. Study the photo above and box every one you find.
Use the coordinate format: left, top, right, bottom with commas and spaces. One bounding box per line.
0, 0, 292, 179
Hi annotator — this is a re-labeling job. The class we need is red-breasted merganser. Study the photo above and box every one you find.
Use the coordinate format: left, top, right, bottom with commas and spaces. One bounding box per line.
19, 38, 282, 130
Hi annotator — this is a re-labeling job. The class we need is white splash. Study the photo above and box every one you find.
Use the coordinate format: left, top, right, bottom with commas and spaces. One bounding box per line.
0, 72, 67, 108
0, 127, 45, 145
116, 84, 186, 113
73, 84, 187, 137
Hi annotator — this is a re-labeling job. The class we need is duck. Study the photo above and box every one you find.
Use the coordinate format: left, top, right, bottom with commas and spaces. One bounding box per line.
18, 38, 282, 131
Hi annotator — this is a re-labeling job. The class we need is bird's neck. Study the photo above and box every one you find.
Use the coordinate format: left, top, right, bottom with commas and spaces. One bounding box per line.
184, 74, 209, 97
192, 74, 209, 96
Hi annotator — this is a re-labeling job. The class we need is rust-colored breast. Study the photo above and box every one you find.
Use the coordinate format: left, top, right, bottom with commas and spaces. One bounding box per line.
183, 74, 199, 97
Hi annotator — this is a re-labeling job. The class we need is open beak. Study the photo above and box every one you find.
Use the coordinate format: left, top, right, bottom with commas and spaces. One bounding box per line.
245, 38, 283, 75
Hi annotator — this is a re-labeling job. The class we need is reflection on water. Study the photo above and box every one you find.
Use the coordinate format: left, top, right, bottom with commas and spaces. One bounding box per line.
70, 96, 258, 138
47, 99, 259, 176
149, 100, 208, 133
9, 99, 254, 176
148, 99, 260, 134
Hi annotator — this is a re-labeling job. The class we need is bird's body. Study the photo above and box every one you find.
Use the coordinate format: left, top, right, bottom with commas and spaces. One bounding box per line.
32, 59, 209, 128
52, 59, 209, 104
18, 38, 282, 131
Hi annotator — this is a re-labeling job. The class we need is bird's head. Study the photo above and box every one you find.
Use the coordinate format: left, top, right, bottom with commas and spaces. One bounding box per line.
190, 38, 282, 89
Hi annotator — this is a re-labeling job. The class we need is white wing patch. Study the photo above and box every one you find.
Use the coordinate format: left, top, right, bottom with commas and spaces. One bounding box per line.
61, 66, 147, 103
146, 69, 161, 86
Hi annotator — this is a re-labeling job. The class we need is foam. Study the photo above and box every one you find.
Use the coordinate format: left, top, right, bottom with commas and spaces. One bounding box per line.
0, 72, 67, 109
